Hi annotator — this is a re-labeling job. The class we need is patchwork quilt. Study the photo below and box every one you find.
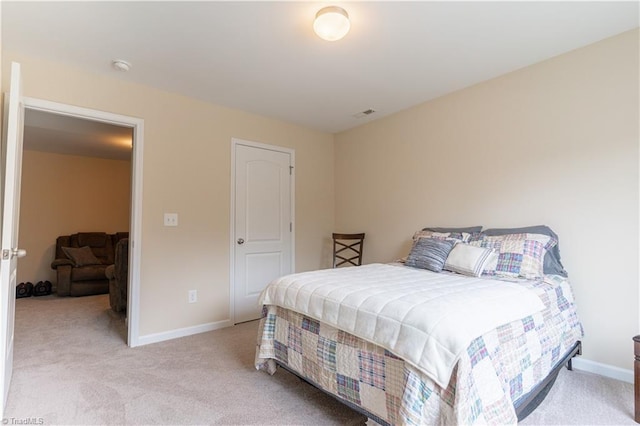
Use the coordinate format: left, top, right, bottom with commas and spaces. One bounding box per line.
255, 272, 583, 425
259, 263, 544, 387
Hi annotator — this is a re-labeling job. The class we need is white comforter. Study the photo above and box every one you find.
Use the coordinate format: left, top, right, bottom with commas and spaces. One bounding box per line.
259, 263, 545, 388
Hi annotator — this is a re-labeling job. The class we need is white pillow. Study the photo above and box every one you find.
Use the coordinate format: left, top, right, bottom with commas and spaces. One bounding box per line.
444, 243, 497, 277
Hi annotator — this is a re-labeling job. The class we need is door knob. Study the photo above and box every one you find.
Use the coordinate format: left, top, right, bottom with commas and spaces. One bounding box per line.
13, 248, 27, 258
237, 238, 245, 245
2, 248, 26, 260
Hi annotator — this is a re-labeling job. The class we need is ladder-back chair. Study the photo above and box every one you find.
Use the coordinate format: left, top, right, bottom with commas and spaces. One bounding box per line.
332, 233, 365, 268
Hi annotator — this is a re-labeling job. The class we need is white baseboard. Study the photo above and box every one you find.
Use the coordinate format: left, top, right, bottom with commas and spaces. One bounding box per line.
571, 357, 633, 384
136, 319, 233, 346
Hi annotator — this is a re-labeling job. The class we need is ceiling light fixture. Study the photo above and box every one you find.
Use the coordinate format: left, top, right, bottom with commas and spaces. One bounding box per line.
112, 59, 131, 72
313, 6, 350, 41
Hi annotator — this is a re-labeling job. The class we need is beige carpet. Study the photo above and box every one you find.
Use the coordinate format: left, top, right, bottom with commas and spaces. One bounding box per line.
3, 294, 635, 425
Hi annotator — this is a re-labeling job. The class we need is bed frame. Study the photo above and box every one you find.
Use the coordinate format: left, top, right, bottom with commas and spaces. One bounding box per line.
278, 340, 582, 425
513, 340, 581, 420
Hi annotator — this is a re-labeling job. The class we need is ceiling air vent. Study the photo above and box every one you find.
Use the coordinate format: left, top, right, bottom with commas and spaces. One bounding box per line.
353, 109, 376, 119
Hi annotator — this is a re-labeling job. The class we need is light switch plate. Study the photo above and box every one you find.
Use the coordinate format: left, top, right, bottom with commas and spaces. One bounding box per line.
164, 213, 178, 227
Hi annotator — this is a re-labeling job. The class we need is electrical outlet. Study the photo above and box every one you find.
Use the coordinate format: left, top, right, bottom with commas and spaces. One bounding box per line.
164, 213, 178, 227
188, 289, 197, 303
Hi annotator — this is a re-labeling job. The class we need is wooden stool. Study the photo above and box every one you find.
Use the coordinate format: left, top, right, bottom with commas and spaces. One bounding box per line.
634, 335, 640, 423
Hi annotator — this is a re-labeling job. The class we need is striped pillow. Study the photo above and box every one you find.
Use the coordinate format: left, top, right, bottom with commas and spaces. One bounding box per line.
412, 230, 471, 243
405, 238, 456, 272
444, 244, 497, 277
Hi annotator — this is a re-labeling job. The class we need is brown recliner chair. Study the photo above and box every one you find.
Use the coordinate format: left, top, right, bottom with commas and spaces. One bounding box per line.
51, 232, 127, 297
106, 238, 128, 313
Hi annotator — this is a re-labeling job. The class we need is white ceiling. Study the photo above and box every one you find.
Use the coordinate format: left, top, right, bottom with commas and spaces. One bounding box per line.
23, 110, 133, 161
3, 1, 639, 135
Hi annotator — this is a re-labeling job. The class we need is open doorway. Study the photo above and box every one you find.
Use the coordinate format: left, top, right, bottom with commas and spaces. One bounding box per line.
18, 98, 144, 347
18, 109, 132, 342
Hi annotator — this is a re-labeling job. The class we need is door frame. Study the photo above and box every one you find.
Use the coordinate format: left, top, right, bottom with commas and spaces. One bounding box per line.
229, 138, 295, 324
22, 97, 144, 347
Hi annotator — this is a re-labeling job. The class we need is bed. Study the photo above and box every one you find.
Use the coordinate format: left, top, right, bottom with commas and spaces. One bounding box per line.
255, 226, 583, 425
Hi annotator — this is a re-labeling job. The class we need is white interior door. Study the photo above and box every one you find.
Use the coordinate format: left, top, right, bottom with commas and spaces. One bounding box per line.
233, 142, 293, 323
0, 62, 26, 416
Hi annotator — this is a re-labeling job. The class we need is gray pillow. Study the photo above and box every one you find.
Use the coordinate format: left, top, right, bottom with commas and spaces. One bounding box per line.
423, 226, 483, 233
405, 238, 457, 272
482, 225, 567, 277
61, 246, 101, 267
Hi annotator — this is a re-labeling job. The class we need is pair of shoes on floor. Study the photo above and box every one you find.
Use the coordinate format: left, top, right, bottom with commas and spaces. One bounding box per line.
16, 282, 33, 298
16, 280, 52, 298
33, 281, 52, 297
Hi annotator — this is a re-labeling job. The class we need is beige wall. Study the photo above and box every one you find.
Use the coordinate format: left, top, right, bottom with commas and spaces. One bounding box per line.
3, 29, 636, 373
335, 29, 639, 371
17, 150, 131, 285
2, 51, 335, 336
